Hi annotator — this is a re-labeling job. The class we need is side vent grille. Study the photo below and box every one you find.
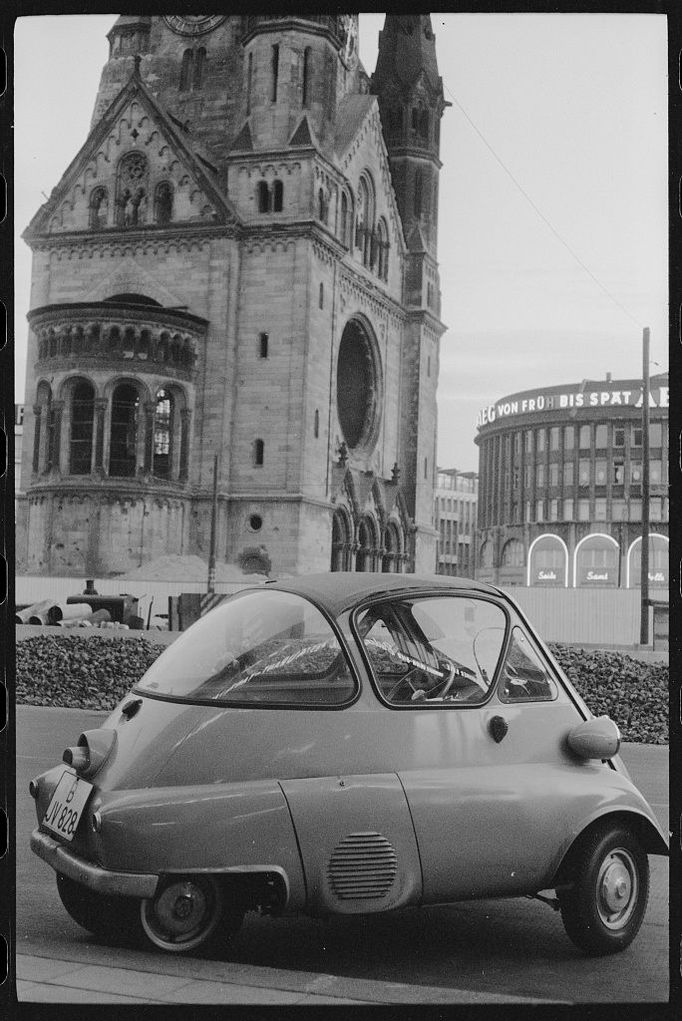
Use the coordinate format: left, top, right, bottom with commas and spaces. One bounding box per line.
328, 831, 398, 900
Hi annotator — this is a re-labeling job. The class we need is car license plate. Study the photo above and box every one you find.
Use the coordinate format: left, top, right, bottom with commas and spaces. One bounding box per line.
42, 769, 94, 842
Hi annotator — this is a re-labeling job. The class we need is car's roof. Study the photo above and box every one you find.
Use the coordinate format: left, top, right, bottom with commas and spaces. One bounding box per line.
261, 572, 503, 617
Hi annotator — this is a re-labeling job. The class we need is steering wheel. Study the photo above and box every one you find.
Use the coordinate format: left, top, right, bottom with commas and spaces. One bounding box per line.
386, 661, 456, 702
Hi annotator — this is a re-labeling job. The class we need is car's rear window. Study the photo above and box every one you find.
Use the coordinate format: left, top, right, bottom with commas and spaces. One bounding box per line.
135, 590, 357, 706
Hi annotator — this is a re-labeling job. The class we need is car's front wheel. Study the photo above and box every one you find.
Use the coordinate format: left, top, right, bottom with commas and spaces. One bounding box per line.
139, 874, 244, 954
559, 823, 649, 955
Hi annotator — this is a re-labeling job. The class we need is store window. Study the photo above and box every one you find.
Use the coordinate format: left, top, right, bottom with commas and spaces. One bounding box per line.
650, 499, 662, 522
575, 535, 619, 588
614, 427, 625, 447
629, 500, 642, 521
563, 461, 574, 487
549, 499, 559, 521
578, 459, 590, 486
536, 500, 544, 522
612, 460, 624, 485
563, 426, 574, 450
577, 499, 590, 521
595, 424, 608, 447
595, 459, 607, 485
563, 498, 574, 520
550, 427, 560, 451
594, 498, 607, 520
579, 425, 591, 449
630, 461, 642, 484
536, 464, 544, 487
524, 464, 532, 488
631, 426, 642, 447
514, 432, 521, 455
549, 463, 559, 487
528, 534, 566, 587
536, 429, 546, 452
524, 431, 533, 453
650, 460, 662, 484
649, 422, 662, 446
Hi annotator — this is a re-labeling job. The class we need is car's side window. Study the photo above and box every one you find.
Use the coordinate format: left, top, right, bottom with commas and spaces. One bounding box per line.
498, 626, 558, 702
357, 596, 507, 707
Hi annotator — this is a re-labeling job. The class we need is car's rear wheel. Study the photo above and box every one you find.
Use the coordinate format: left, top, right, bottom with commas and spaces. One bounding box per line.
56, 873, 140, 944
559, 823, 649, 955
139, 874, 244, 954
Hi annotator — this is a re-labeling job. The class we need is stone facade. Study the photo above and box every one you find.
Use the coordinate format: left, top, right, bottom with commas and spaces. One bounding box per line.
18, 15, 447, 578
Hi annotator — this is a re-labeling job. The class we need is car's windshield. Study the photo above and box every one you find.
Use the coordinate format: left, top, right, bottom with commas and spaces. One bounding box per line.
135, 590, 357, 706
356, 595, 507, 705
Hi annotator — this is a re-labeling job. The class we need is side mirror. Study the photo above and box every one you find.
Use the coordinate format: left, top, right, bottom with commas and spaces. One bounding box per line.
566, 716, 621, 760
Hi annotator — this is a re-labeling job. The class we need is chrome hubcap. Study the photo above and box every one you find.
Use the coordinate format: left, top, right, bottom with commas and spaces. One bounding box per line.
596, 850, 637, 929
141, 877, 221, 948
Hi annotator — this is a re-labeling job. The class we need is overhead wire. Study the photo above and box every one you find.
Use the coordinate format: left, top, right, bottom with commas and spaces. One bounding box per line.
442, 81, 644, 330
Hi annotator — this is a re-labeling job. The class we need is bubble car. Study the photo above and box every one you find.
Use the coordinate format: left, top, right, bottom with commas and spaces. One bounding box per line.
30, 573, 667, 956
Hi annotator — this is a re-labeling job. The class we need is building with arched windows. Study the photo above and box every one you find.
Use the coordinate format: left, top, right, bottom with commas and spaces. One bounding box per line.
474, 373, 669, 589
17, 16, 448, 578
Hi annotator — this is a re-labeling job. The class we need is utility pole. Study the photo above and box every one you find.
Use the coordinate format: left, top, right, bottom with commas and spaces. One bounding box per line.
207, 454, 218, 594
639, 327, 650, 645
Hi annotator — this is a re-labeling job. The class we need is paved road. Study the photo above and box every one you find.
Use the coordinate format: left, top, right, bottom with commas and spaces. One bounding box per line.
14, 705, 669, 1004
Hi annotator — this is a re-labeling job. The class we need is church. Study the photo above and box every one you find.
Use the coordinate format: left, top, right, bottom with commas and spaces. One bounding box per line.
17, 15, 447, 579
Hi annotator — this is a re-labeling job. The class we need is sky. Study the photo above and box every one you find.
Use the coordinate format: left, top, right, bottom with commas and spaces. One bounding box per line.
14, 13, 668, 472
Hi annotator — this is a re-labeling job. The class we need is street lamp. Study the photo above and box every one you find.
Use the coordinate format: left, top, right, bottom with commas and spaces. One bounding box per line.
639, 327, 650, 645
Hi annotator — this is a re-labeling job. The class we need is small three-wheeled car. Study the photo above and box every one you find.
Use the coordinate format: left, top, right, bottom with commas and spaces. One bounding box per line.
30, 573, 667, 956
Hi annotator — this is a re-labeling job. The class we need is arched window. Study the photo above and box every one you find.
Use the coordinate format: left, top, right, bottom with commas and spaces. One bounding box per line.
501, 539, 525, 567
272, 179, 283, 212
356, 518, 375, 572
154, 181, 173, 225
480, 540, 494, 568
356, 175, 374, 266
180, 49, 193, 91
153, 389, 173, 480
89, 186, 108, 229
257, 180, 270, 213
414, 168, 423, 218
109, 383, 139, 477
331, 508, 352, 571
340, 192, 349, 247
271, 43, 279, 103
376, 217, 389, 280
122, 326, 136, 358
254, 438, 264, 466
246, 52, 253, 115
302, 47, 311, 106
382, 522, 402, 573
70, 380, 95, 475
116, 151, 149, 227
193, 47, 206, 89
138, 328, 151, 360
156, 332, 169, 362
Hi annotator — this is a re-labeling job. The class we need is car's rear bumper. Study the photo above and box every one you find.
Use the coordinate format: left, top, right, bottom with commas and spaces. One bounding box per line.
31, 828, 159, 899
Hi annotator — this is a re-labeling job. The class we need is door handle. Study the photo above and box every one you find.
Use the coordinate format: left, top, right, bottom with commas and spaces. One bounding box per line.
489, 715, 509, 743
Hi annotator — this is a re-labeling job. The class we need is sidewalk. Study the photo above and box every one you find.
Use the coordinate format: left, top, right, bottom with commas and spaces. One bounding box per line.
15, 944, 564, 1005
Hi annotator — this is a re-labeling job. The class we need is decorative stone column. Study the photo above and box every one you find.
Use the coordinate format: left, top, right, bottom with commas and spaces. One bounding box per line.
32, 404, 42, 474
93, 398, 107, 474
143, 401, 155, 474
47, 401, 63, 474
179, 408, 192, 482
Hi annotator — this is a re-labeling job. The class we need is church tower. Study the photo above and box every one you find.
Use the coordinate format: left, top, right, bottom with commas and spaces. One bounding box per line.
372, 15, 448, 561
17, 15, 447, 580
